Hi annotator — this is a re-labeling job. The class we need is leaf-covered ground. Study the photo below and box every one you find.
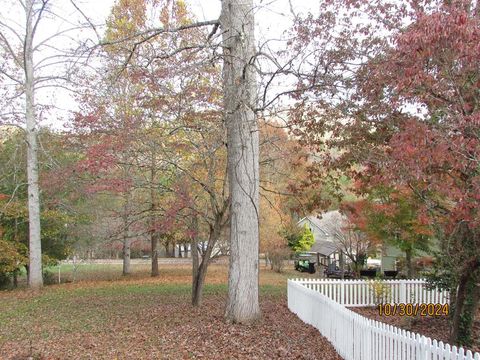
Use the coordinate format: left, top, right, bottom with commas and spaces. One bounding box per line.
350, 306, 480, 354
0, 264, 340, 359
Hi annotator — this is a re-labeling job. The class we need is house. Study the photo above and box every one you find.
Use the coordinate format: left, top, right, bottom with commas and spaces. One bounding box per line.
298, 210, 429, 274
297, 211, 345, 269
298, 211, 396, 272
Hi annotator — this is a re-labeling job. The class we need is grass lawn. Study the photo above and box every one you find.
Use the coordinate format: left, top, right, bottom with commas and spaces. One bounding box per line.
0, 262, 339, 359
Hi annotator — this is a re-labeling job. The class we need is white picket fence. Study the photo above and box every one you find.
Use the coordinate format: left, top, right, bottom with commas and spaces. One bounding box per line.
296, 278, 450, 306
288, 279, 480, 360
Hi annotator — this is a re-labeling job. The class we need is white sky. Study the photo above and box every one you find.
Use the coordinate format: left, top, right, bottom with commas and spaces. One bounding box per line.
64, 0, 316, 128
1, 0, 318, 129
82, 0, 315, 41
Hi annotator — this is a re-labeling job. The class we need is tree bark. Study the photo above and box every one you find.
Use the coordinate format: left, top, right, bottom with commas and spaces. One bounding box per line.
193, 221, 223, 306
192, 260, 209, 307
450, 259, 480, 346
451, 272, 469, 344
149, 208, 159, 277
151, 234, 159, 277
178, 244, 183, 258
192, 221, 199, 305
191, 214, 204, 306
165, 242, 175, 258
405, 248, 413, 278
149, 152, 159, 277
191, 203, 228, 306
25, 0, 43, 289
122, 208, 131, 276
122, 192, 131, 276
221, 0, 261, 323
122, 237, 131, 276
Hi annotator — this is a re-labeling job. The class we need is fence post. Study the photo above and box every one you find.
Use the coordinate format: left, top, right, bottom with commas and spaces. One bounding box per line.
400, 281, 407, 304
340, 281, 345, 305
366, 319, 372, 360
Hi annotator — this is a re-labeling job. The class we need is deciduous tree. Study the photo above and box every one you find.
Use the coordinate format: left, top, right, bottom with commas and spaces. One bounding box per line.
0, 0, 91, 288
220, 0, 261, 323
290, 0, 480, 346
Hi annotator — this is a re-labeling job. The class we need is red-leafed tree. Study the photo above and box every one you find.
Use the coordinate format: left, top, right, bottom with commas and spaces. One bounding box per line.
88, 0, 262, 323
73, 1, 231, 307
72, 0, 207, 277
341, 187, 432, 277
291, 0, 480, 345
258, 121, 310, 272
367, 5, 480, 345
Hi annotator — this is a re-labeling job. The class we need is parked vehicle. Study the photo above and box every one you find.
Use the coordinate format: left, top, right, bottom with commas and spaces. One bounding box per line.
359, 269, 378, 278
324, 262, 354, 278
294, 253, 316, 274
383, 270, 398, 278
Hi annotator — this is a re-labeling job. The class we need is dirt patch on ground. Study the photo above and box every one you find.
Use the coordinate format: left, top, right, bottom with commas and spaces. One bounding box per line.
350, 306, 480, 354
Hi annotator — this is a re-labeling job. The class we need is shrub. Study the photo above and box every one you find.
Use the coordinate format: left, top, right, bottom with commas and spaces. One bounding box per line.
369, 279, 392, 305
269, 248, 291, 273
0, 272, 11, 289
42, 270, 57, 285
287, 224, 315, 252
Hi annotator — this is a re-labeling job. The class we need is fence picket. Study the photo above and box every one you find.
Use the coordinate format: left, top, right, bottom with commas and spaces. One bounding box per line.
288, 278, 478, 360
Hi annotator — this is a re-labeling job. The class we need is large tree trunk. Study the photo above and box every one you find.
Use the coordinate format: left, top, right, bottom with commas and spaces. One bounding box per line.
122, 208, 131, 276
221, 0, 261, 324
122, 237, 131, 275
405, 248, 414, 278
192, 219, 223, 307
122, 193, 131, 275
191, 214, 203, 306
149, 155, 159, 277
25, 264, 30, 283
192, 234, 199, 304
165, 242, 175, 258
25, 0, 43, 289
192, 260, 209, 307
151, 234, 159, 277
149, 205, 159, 277
451, 272, 470, 344
450, 260, 480, 346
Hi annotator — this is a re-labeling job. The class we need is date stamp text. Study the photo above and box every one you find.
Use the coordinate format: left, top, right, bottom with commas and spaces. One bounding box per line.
378, 303, 449, 317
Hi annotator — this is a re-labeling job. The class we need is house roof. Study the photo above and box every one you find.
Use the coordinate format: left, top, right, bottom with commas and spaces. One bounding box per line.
310, 240, 339, 256
299, 211, 346, 236
298, 211, 348, 256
